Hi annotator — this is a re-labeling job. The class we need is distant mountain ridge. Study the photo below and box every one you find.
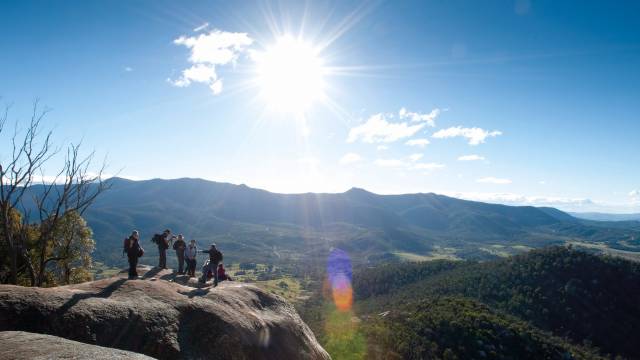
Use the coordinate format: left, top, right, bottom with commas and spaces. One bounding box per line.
571, 211, 640, 222
29, 177, 639, 267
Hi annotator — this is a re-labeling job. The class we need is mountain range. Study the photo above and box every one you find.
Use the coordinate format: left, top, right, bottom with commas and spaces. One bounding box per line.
571, 212, 640, 222
76, 178, 640, 267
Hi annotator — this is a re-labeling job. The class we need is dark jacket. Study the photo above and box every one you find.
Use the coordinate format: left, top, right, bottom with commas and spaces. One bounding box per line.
125, 237, 142, 258
173, 239, 186, 253
202, 248, 223, 263
158, 234, 170, 250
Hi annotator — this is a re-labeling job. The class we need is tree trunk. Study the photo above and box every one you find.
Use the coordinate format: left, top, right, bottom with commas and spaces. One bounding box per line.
8, 244, 17, 285
22, 250, 36, 287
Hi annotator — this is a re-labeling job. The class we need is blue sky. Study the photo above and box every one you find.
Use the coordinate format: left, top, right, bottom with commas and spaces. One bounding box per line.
1, 0, 639, 212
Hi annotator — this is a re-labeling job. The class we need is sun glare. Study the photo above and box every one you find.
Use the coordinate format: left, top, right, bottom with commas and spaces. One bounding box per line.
254, 36, 326, 113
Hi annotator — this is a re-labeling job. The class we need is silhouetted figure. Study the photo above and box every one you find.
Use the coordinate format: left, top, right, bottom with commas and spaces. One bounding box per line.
123, 230, 143, 279
153, 229, 172, 269
185, 239, 198, 277
173, 234, 186, 274
200, 244, 223, 286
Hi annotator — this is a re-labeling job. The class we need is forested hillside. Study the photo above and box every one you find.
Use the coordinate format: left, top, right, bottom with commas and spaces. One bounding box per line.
302, 247, 640, 359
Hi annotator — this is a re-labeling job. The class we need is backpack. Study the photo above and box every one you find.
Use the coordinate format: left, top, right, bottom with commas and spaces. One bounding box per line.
212, 250, 223, 263
137, 246, 144, 258
152, 234, 162, 245
123, 238, 130, 253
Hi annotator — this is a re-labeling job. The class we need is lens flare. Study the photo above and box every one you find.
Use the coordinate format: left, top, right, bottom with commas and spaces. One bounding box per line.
326, 248, 353, 311
324, 248, 366, 359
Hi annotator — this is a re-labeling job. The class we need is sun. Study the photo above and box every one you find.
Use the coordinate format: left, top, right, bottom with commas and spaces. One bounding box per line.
253, 36, 327, 113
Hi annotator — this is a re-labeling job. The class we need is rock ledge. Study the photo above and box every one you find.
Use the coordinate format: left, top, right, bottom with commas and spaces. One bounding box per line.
0, 266, 330, 360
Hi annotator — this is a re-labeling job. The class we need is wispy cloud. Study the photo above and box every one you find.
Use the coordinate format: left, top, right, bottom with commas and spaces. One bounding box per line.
124, 66, 133, 72
398, 107, 441, 126
405, 138, 430, 147
458, 154, 485, 161
375, 157, 444, 171
169, 29, 253, 95
340, 152, 362, 165
412, 162, 445, 170
476, 177, 512, 184
376, 145, 389, 151
193, 22, 210, 32
448, 191, 595, 209
374, 158, 406, 168
433, 126, 502, 145
630, 189, 640, 204
408, 153, 423, 162
347, 113, 426, 143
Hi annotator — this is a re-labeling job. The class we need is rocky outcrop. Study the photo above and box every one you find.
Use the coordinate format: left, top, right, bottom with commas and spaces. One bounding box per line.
0, 267, 330, 360
0, 331, 155, 359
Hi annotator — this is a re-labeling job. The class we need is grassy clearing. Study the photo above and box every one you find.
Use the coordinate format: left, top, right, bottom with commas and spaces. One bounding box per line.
255, 276, 306, 303
568, 241, 640, 262
91, 261, 122, 279
394, 247, 461, 262
213, 262, 309, 304
479, 245, 511, 258
512, 245, 534, 252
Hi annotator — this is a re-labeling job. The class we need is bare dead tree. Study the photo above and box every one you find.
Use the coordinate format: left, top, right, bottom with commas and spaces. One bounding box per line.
0, 100, 109, 286
0, 100, 55, 284
31, 144, 110, 286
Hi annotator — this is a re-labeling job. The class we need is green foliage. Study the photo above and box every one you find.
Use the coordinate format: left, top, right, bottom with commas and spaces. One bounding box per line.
351, 246, 640, 359
1, 208, 96, 286
364, 297, 604, 360
49, 211, 95, 285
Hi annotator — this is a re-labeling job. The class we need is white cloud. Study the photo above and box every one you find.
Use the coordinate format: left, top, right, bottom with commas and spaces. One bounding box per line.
458, 154, 485, 161
340, 153, 362, 165
298, 157, 319, 166
476, 177, 512, 184
433, 126, 502, 145
412, 162, 445, 170
398, 107, 441, 126
539, 180, 546, 185
448, 191, 595, 209
405, 138, 430, 147
347, 113, 426, 143
193, 22, 210, 32
124, 66, 133, 72
408, 153, 423, 162
376, 145, 389, 151
629, 190, 640, 197
374, 159, 406, 168
170, 29, 253, 95
374, 157, 444, 171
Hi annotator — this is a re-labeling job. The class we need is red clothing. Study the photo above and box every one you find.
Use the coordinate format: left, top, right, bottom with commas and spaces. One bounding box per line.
217, 267, 227, 280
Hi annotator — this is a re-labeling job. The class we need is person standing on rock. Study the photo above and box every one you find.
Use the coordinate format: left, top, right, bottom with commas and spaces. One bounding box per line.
185, 239, 198, 277
153, 229, 173, 269
200, 243, 223, 286
173, 234, 187, 274
124, 230, 143, 279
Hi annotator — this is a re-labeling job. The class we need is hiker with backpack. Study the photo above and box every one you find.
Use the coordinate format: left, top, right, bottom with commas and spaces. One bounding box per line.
173, 234, 187, 274
199, 243, 223, 286
152, 229, 173, 269
123, 230, 144, 279
185, 239, 198, 277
